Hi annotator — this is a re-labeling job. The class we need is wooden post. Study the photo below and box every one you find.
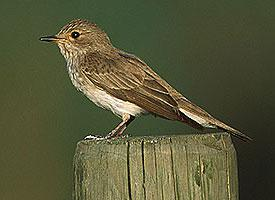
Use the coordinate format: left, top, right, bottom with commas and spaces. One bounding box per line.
73, 133, 238, 200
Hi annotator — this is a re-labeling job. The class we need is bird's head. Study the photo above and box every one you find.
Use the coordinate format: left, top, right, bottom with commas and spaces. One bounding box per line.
40, 19, 112, 60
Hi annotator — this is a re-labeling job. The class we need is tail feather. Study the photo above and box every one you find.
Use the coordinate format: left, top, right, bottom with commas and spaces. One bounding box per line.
178, 107, 252, 142
211, 119, 252, 142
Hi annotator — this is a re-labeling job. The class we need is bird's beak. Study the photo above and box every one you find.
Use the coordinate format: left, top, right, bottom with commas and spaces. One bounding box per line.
39, 35, 60, 42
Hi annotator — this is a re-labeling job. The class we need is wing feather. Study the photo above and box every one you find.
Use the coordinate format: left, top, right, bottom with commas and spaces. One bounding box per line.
81, 52, 186, 121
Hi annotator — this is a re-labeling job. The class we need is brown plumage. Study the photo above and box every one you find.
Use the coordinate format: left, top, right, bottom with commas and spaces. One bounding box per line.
40, 19, 251, 141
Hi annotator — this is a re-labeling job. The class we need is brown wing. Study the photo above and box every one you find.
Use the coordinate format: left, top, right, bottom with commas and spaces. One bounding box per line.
81, 51, 201, 128
117, 50, 252, 141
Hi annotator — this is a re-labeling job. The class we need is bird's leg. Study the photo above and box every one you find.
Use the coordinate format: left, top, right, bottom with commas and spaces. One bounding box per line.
106, 114, 135, 138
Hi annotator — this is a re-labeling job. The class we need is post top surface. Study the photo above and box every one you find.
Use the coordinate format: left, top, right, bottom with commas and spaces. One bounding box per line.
76, 132, 234, 151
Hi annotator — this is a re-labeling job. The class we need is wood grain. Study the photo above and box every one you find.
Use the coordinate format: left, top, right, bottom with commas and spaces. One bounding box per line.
73, 133, 238, 200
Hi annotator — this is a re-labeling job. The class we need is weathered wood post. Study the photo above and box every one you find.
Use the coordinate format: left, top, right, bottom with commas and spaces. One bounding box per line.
73, 133, 238, 200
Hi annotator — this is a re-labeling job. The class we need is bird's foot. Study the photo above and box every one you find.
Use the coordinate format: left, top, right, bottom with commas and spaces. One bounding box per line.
120, 133, 130, 139
105, 132, 116, 139
105, 132, 130, 139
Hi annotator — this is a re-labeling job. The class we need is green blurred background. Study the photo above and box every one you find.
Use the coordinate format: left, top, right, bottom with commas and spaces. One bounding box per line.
0, 0, 274, 199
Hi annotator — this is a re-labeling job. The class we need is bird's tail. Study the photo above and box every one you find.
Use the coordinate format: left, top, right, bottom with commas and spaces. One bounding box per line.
178, 103, 252, 142
210, 119, 252, 142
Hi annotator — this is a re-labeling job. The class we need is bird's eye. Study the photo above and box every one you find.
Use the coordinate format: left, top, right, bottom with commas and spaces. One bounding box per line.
71, 31, 80, 39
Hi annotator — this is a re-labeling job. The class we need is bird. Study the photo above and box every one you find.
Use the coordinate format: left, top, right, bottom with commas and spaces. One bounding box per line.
40, 19, 251, 141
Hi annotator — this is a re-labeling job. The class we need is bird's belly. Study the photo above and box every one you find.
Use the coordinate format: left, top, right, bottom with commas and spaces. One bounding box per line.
83, 86, 147, 117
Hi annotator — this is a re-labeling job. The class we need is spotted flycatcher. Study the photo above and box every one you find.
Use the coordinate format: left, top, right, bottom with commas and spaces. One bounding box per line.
40, 19, 251, 141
